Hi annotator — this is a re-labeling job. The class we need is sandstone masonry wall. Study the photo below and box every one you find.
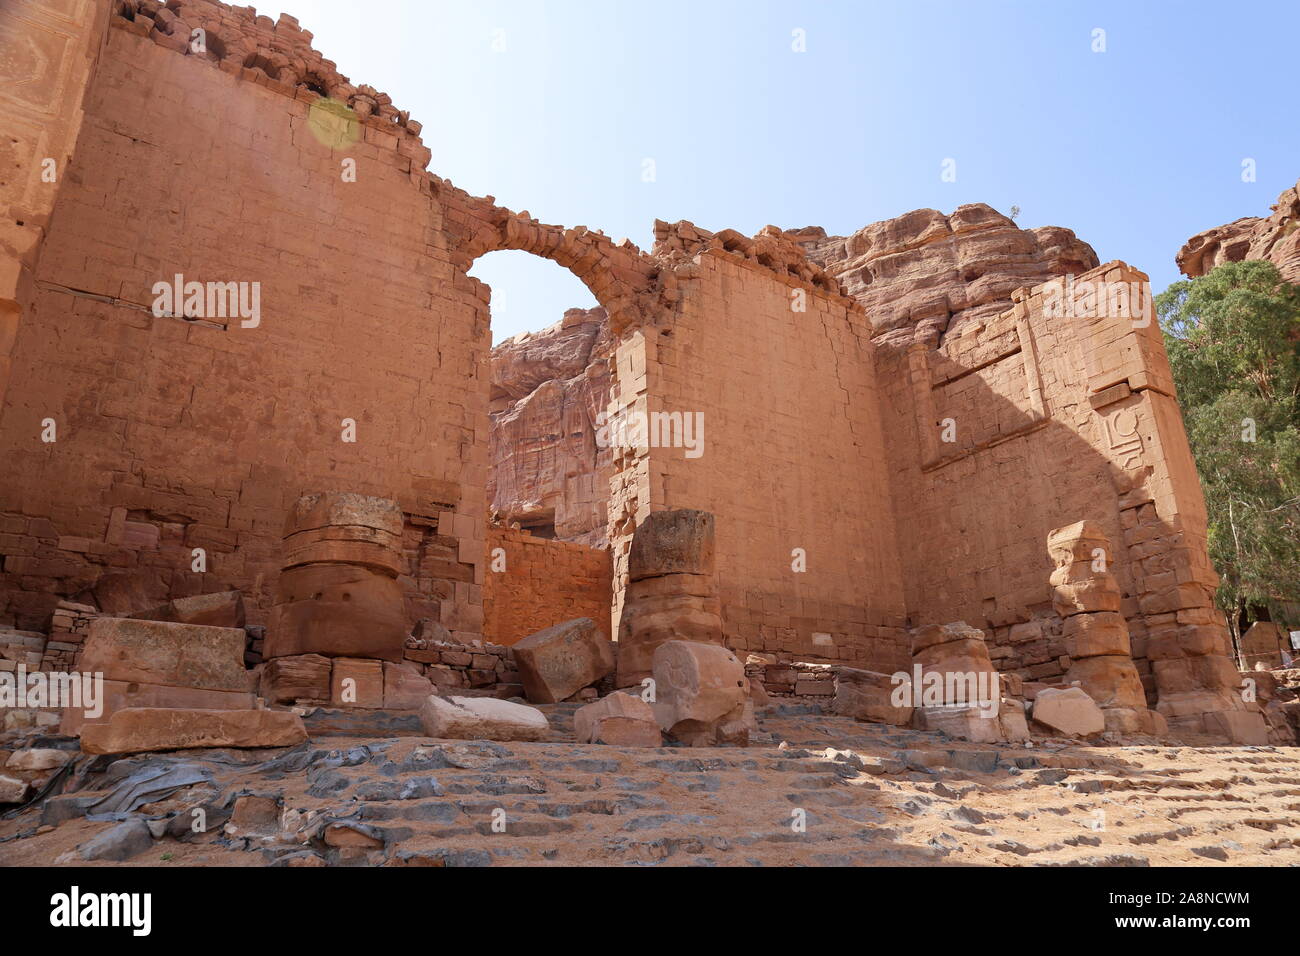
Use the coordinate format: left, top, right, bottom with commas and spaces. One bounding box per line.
0, 7, 487, 635
482, 525, 612, 646
622, 231, 910, 672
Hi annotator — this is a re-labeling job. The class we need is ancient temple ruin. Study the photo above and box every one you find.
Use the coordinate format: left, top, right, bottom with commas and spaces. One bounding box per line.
0, 0, 1270, 749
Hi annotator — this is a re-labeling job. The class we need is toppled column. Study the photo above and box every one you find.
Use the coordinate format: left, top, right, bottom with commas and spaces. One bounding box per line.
1048, 521, 1165, 736
910, 621, 1025, 743
616, 509, 722, 687
265, 492, 408, 663
651, 640, 755, 746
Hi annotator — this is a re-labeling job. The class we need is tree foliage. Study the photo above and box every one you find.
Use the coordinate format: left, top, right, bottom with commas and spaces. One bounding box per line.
1157, 260, 1300, 628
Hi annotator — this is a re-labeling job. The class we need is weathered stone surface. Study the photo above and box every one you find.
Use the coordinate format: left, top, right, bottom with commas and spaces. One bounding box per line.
910, 621, 1001, 711
330, 657, 384, 708
260, 653, 332, 704
917, 705, 1006, 744
511, 617, 615, 704
617, 572, 724, 687
1064, 611, 1131, 659
61, 680, 255, 736
383, 661, 434, 710
573, 692, 661, 746
267, 564, 407, 662
129, 590, 246, 629
78, 819, 153, 861
488, 308, 613, 546
1204, 709, 1270, 746
790, 205, 1099, 349
628, 509, 716, 581
79, 618, 250, 692
0, 774, 30, 804
651, 640, 754, 747
285, 491, 404, 539
1031, 687, 1105, 738
1066, 655, 1148, 710
832, 667, 912, 726
1240, 621, 1288, 670
419, 695, 550, 741
80, 708, 307, 754
5, 748, 73, 771
265, 492, 408, 663
1178, 178, 1300, 283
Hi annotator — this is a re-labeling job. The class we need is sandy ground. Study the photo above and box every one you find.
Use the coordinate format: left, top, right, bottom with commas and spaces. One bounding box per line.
2, 703, 1298, 867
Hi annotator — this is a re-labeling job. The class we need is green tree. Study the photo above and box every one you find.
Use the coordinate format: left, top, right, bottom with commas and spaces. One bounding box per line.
1157, 260, 1300, 644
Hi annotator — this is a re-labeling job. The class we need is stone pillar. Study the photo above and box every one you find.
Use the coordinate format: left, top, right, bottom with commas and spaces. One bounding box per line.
265, 492, 408, 663
1048, 521, 1165, 735
615, 509, 721, 687
910, 621, 1023, 743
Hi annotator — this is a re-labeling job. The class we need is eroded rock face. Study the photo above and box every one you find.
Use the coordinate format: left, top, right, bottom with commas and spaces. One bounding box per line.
1177, 179, 1300, 282
488, 308, 613, 547
788, 204, 1098, 350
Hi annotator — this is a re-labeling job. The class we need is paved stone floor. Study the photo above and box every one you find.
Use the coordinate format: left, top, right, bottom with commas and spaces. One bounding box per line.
2, 704, 1298, 866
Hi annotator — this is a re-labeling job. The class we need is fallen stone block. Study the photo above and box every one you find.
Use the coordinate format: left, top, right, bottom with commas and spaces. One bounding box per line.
0, 774, 30, 804
574, 692, 662, 746
1031, 686, 1105, 737
917, 705, 1006, 744
129, 590, 246, 629
79, 617, 250, 692
5, 748, 74, 771
419, 695, 549, 741
651, 640, 754, 747
78, 819, 154, 862
511, 617, 615, 704
831, 667, 913, 726
1205, 708, 1270, 746
79, 708, 308, 755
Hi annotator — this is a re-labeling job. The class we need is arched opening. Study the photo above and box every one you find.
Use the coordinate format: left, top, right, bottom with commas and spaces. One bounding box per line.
469, 249, 610, 547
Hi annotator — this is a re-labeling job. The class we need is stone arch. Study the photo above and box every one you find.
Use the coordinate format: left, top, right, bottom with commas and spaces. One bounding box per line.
454, 205, 672, 337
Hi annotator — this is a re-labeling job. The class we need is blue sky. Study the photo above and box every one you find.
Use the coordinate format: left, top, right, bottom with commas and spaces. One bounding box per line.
259, 0, 1300, 342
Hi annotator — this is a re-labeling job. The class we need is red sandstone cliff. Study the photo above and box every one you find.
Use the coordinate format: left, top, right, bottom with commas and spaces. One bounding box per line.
788, 204, 1098, 349
487, 308, 613, 547
1177, 178, 1300, 282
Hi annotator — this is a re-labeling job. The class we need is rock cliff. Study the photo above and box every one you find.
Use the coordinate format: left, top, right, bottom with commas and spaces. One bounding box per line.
1177, 178, 1300, 282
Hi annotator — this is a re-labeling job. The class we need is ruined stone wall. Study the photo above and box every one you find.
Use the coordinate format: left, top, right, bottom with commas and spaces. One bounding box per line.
874, 260, 1233, 727
482, 525, 612, 646
0, 7, 487, 635
624, 231, 910, 671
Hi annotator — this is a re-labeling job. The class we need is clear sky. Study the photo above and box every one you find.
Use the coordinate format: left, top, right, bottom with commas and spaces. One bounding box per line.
257, 0, 1300, 343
